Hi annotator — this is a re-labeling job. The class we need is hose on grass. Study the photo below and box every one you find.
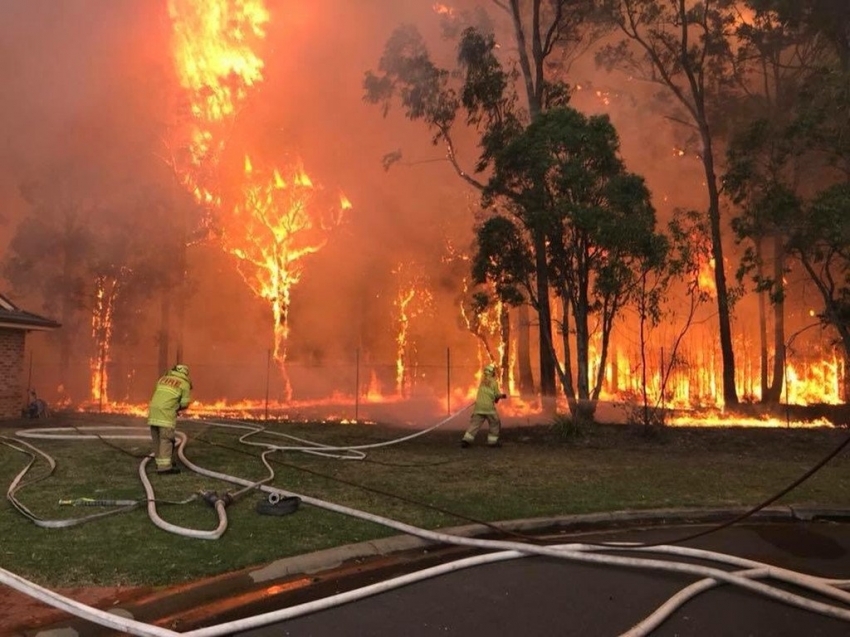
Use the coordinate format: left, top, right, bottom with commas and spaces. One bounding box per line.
2, 435, 140, 528
4, 416, 850, 636
8, 402, 472, 537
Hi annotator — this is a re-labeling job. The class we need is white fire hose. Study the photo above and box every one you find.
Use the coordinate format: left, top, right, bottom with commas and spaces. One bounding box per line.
3, 415, 850, 636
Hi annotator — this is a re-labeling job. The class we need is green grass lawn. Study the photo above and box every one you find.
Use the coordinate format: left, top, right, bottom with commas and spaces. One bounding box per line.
1, 412, 849, 588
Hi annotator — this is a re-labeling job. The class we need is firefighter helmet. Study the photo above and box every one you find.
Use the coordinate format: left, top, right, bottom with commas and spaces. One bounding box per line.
484, 364, 496, 376
173, 364, 190, 376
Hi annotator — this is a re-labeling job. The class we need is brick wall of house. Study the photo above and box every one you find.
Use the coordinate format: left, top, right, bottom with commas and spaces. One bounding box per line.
0, 328, 26, 419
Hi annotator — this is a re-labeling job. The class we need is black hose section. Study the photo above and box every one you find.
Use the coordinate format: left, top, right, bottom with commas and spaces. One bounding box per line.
191, 434, 543, 544
361, 458, 458, 468
69, 421, 151, 459
585, 428, 850, 549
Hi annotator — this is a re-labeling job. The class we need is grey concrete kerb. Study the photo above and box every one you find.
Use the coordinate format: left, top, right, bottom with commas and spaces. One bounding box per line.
28, 506, 850, 636
248, 504, 850, 582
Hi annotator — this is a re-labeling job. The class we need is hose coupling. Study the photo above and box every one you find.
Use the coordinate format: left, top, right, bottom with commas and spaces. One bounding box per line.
200, 490, 234, 508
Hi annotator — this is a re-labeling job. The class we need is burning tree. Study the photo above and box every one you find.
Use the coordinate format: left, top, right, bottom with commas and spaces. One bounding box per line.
4, 162, 179, 405
223, 156, 351, 399
365, 2, 605, 399
443, 238, 512, 385
474, 106, 668, 421
460, 283, 511, 380
166, 0, 269, 199
598, 0, 742, 406
167, 0, 351, 400
391, 261, 434, 397
723, 1, 850, 402
89, 271, 124, 405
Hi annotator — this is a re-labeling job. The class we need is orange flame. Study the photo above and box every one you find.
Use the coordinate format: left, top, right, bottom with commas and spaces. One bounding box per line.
393, 263, 433, 397
167, 0, 269, 148
168, 0, 351, 402
90, 273, 125, 404
698, 257, 717, 297
223, 155, 350, 400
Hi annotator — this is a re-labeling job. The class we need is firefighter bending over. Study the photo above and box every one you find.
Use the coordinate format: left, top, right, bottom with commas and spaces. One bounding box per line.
147, 364, 192, 475
461, 363, 507, 448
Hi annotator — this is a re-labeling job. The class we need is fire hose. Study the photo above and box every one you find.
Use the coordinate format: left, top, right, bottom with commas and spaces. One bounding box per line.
6, 402, 472, 536
4, 417, 850, 636
2, 434, 141, 528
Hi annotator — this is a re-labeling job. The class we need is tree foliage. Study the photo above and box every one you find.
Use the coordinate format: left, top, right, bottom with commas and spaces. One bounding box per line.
474, 106, 667, 412
787, 183, 850, 356
723, 0, 850, 393
598, 0, 742, 405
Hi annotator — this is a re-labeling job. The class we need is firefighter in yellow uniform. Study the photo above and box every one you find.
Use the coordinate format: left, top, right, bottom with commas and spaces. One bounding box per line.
147, 364, 192, 474
461, 363, 507, 448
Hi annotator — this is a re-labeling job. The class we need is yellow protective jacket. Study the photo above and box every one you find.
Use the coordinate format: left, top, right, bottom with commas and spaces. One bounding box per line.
147, 369, 192, 427
473, 376, 501, 415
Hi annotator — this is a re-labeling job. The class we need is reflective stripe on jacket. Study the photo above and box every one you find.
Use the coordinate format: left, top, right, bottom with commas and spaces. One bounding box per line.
147, 370, 192, 427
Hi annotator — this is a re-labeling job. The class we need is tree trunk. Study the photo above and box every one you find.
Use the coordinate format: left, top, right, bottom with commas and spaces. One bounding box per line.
500, 304, 511, 389
840, 330, 850, 400
592, 308, 615, 404
764, 233, 786, 403
574, 301, 594, 423
554, 295, 582, 419
843, 349, 850, 404
534, 230, 556, 396
517, 305, 534, 394
575, 299, 590, 400
559, 297, 575, 400
609, 342, 619, 395
508, 1, 553, 399
700, 126, 738, 406
755, 239, 769, 401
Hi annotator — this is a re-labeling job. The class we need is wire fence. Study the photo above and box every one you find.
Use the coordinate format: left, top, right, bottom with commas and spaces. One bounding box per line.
20, 340, 849, 425
23, 347, 490, 424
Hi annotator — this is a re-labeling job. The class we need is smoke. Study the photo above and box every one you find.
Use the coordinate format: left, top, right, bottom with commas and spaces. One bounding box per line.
0, 0, 835, 410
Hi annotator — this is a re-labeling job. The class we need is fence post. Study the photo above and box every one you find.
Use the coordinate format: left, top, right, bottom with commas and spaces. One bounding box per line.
660, 347, 665, 412
447, 347, 451, 416
355, 348, 360, 422
264, 349, 271, 421
99, 350, 106, 413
